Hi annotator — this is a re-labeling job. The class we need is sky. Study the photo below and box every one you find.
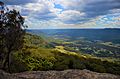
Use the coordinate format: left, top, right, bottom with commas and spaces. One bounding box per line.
1, 0, 120, 29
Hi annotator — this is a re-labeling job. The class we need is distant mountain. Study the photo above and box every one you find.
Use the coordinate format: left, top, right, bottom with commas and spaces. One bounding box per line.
27, 29, 120, 43
104, 28, 120, 30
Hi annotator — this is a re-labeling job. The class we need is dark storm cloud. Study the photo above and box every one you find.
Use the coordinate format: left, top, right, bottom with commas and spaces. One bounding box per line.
83, 0, 120, 18
1, 0, 37, 5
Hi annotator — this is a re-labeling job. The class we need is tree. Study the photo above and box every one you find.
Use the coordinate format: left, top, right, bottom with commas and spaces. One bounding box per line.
0, 2, 27, 72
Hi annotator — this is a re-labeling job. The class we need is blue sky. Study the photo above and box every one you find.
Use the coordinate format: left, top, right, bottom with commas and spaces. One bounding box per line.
1, 0, 120, 29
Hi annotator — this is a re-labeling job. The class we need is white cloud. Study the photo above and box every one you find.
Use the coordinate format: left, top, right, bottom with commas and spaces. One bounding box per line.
58, 10, 85, 24
109, 9, 120, 14
6, 0, 120, 29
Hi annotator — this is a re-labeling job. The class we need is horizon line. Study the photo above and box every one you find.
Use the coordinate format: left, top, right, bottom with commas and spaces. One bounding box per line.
26, 28, 120, 30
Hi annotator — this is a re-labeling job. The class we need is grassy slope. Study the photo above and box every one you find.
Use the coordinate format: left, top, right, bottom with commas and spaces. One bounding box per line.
11, 33, 120, 75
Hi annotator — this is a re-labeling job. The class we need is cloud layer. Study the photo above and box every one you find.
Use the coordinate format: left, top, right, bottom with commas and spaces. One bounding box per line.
1, 0, 120, 29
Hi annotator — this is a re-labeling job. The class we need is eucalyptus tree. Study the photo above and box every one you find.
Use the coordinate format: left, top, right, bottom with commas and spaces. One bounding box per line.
0, 1, 27, 72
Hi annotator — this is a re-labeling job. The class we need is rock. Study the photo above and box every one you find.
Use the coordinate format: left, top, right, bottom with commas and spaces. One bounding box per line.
0, 69, 120, 79
0, 70, 22, 79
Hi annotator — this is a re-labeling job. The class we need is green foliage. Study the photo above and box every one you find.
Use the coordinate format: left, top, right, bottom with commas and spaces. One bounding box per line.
88, 63, 106, 73
11, 47, 54, 72
0, 6, 26, 72
5, 34, 120, 75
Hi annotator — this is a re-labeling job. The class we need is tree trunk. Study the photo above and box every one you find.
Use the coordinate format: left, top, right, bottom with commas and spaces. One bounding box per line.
7, 51, 10, 72
2, 50, 11, 72
2, 54, 8, 70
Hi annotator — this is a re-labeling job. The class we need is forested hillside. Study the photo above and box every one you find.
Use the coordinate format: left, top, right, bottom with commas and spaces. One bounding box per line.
9, 33, 120, 75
